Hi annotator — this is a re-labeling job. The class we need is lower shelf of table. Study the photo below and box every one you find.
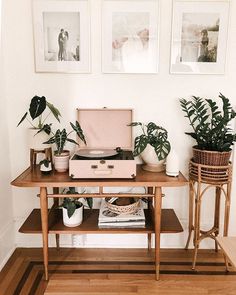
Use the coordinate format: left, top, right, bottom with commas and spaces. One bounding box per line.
19, 209, 183, 234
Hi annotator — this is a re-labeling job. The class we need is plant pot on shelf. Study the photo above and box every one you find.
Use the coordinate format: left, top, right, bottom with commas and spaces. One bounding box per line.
192, 147, 231, 166
141, 144, 165, 172
62, 205, 83, 227
54, 150, 70, 172
28, 128, 51, 150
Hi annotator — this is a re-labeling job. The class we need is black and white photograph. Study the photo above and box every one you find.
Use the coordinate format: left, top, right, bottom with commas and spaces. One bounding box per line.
33, 0, 90, 73
170, 0, 229, 74
102, 0, 159, 73
43, 12, 80, 62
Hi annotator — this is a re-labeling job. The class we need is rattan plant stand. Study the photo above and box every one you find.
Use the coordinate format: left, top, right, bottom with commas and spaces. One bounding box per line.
185, 160, 232, 270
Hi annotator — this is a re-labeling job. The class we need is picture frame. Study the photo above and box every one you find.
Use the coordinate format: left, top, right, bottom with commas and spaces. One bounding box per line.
170, 0, 230, 75
102, 0, 160, 74
33, 0, 90, 73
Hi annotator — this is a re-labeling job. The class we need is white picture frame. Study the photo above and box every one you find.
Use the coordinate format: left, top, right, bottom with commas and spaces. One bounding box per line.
102, 0, 160, 74
33, 0, 90, 73
170, 0, 230, 75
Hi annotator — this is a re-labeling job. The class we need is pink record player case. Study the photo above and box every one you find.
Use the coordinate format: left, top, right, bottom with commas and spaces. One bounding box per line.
69, 108, 136, 179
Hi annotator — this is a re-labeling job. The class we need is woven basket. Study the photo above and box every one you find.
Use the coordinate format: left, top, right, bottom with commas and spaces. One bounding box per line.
105, 198, 140, 215
192, 147, 231, 166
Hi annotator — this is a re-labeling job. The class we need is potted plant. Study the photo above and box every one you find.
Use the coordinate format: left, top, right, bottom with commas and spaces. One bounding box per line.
44, 121, 86, 172
39, 158, 52, 175
129, 122, 171, 172
61, 187, 93, 227
180, 93, 236, 166
17, 95, 61, 150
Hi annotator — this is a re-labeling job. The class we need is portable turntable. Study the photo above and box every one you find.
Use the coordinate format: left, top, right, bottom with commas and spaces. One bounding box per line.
69, 109, 136, 179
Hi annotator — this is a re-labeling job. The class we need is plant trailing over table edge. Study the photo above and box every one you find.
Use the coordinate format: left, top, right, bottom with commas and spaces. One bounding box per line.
180, 93, 236, 152
128, 122, 171, 160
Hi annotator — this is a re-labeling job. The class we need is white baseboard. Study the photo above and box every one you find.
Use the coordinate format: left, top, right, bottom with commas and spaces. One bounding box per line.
0, 221, 15, 271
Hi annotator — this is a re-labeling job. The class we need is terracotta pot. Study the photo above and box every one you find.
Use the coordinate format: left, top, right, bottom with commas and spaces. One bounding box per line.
28, 128, 51, 150
62, 205, 83, 227
54, 150, 70, 172
192, 147, 231, 166
141, 144, 165, 172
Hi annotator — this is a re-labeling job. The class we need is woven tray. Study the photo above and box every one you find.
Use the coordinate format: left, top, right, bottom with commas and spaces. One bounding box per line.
105, 198, 141, 215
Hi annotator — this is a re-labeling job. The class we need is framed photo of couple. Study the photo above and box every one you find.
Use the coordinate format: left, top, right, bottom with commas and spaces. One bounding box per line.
102, 0, 160, 74
33, 0, 90, 73
170, 0, 230, 74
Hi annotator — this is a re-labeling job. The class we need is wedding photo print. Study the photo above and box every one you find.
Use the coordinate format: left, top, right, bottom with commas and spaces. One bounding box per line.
102, 0, 159, 73
33, 0, 90, 73
170, 0, 230, 74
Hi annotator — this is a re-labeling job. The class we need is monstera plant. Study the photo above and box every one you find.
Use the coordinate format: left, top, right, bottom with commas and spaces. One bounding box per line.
129, 122, 171, 172
44, 121, 86, 172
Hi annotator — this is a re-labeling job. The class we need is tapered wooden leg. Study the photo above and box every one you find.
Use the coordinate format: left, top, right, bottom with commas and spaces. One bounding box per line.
192, 182, 201, 270
185, 180, 194, 250
53, 188, 60, 250
214, 186, 221, 252
40, 187, 49, 280
154, 187, 162, 280
224, 182, 232, 236
147, 187, 153, 251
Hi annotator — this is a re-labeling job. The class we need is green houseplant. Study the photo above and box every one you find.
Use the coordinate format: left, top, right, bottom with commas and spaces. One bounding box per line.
44, 121, 86, 172
129, 122, 171, 172
17, 95, 61, 150
180, 93, 236, 165
61, 187, 93, 227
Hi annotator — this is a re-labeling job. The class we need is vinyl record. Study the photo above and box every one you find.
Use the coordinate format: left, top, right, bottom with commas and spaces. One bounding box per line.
76, 149, 118, 158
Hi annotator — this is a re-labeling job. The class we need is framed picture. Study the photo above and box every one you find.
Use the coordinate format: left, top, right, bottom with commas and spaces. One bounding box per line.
170, 0, 230, 74
102, 0, 160, 74
33, 0, 90, 73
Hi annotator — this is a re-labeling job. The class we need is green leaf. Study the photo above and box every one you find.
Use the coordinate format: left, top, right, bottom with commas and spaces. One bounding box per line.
17, 112, 28, 127
154, 140, 171, 160
70, 121, 86, 145
55, 129, 67, 154
37, 124, 52, 135
127, 122, 142, 127
133, 135, 148, 156
66, 138, 79, 145
46, 101, 61, 122
67, 202, 76, 218
85, 197, 93, 209
29, 96, 46, 120
43, 136, 56, 145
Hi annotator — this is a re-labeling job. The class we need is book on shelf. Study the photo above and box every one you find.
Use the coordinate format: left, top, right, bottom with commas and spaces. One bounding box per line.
98, 199, 145, 228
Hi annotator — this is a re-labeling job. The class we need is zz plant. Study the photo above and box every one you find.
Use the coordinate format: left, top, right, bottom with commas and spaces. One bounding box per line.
17, 95, 61, 135
128, 122, 171, 160
180, 93, 236, 152
44, 121, 86, 155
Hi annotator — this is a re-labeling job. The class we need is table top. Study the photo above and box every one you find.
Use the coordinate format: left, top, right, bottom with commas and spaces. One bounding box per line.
11, 165, 188, 188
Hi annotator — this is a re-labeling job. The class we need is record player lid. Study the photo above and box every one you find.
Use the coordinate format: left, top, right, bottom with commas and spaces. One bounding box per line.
77, 108, 133, 149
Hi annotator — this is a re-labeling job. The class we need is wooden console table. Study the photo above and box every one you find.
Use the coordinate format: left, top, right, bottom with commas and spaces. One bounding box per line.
11, 165, 188, 281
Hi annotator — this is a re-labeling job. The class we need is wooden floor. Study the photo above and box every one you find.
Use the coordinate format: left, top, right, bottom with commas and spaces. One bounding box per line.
0, 248, 236, 295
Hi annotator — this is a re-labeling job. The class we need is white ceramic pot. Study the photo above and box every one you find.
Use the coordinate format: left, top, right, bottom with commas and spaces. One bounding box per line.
40, 162, 52, 174
28, 128, 51, 150
141, 144, 165, 172
166, 149, 179, 177
62, 205, 83, 227
54, 150, 70, 172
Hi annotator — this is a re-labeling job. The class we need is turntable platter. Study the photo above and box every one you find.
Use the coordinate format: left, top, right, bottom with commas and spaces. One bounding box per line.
76, 149, 118, 158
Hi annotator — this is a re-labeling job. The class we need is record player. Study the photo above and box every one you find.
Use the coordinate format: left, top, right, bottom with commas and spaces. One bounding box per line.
69, 109, 136, 179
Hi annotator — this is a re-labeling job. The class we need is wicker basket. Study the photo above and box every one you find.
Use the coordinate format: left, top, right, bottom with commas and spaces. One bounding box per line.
105, 198, 141, 215
192, 147, 231, 166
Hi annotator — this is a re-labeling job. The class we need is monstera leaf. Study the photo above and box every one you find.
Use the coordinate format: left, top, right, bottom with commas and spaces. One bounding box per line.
29, 96, 46, 120
133, 135, 148, 157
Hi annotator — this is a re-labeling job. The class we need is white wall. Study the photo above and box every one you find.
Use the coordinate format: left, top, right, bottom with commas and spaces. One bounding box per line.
0, 0, 15, 270
2, 0, 236, 249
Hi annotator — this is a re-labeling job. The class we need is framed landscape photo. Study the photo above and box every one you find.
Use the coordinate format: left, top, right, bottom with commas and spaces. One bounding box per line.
170, 0, 230, 74
33, 0, 90, 73
102, 0, 160, 74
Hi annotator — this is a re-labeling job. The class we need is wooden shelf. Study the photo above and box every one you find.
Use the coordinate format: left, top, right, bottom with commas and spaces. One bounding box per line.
19, 209, 183, 234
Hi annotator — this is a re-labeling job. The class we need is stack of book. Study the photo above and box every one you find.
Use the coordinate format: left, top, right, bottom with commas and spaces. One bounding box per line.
98, 199, 145, 228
